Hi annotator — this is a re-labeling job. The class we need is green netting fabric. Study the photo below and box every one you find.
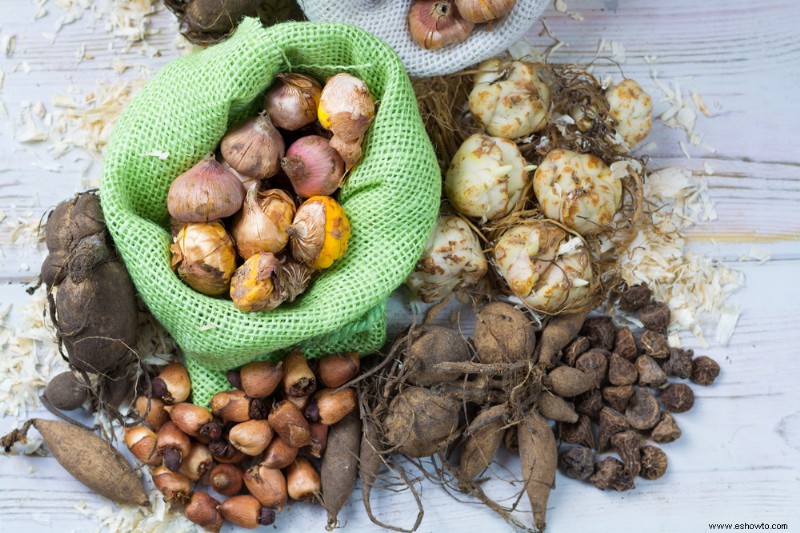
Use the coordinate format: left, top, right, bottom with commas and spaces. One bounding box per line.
100, 19, 440, 407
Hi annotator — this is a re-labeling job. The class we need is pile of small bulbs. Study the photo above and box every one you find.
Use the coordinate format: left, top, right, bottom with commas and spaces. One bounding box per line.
406, 58, 654, 314
167, 72, 375, 312
125, 352, 360, 530
408, 0, 515, 50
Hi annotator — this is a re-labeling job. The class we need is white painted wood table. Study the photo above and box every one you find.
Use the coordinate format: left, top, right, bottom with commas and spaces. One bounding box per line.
1, 1, 799, 532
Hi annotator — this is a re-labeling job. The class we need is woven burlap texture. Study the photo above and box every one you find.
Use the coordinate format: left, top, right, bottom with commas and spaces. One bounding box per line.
299, 0, 548, 77
100, 19, 441, 406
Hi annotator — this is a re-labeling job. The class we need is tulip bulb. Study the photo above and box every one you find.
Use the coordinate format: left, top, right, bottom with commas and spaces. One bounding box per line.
209, 463, 244, 496
532, 149, 621, 235
406, 215, 488, 303
135, 395, 169, 431
152, 465, 192, 504
287, 196, 351, 270
281, 350, 316, 398
318, 353, 360, 388
469, 58, 551, 139
149, 363, 191, 405
305, 387, 358, 426
493, 220, 593, 313
229, 419, 274, 456
266, 73, 322, 131
209, 439, 248, 464
455, 0, 515, 23
164, 403, 214, 438
268, 400, 311, 448
218, 494, 277, 528
156, 421, 192, 471
261, 436, 299, 469
244, 465, 288, 510
240, 360, 283, 398
445, 133, 531, 222
303, 423, 329, 459
179, 442, 213, 481
286, 458, 321, 501
318, 73, 375, 142
210, 390, 255, 423
408, 0, 474, 50
220, 112, 285, 180
170, 221, 237, 296
167, 154, 245, 223
282, 135, 345, 198
124, 425, 160, 466
185, 492, 223, 533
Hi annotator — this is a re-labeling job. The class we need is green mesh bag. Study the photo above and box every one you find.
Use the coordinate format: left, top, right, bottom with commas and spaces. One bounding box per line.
100, 19, 440, 406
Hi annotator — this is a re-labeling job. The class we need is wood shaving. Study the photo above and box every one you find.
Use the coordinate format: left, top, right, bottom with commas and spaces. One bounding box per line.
610, 167, 744, 347
0, 287, 68, 418
691, 90, 712, 117
738, 247, 771, 264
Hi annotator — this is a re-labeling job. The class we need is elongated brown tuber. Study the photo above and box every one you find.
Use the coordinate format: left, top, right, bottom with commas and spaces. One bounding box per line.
2, 419, 147, 506
321, 410, 362, 530
537, 312, 587, 366
518, 410, 557, 532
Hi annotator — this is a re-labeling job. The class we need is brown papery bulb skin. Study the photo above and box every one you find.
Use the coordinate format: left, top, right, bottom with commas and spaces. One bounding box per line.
329, 134, 364, 171
266, 73, 322, 131
124, 426, 160, 466
266, 256, 314, 310
220, 113, 285, 180
318, 73, 376, 142
179, 442, 214, 481
455, 0, 515, 23
135, 395, 169, 431
319, 353, 360, 388
210, 390, 252, 423
164, 403, 214, 438
408, 1, 474, 50
230, 186, 295, 259
286, 458, 321, 501
244, 465, 288, 510
282, 135, 345, 198
168, 154, 245, 223
170, 221, 237, 296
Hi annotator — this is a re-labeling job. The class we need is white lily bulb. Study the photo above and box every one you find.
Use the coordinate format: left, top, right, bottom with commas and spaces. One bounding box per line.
493, 220, 592, 313
406, 215, 488, 303
533, 149, 622, 236
469, 58, 551, 139
445, 133, 530, 222
606, 79, 653, 147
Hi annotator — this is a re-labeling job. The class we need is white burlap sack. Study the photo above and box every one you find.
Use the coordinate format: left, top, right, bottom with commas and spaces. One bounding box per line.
298, 0, 548, 77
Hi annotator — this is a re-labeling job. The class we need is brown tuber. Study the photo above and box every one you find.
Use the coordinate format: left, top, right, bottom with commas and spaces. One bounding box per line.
559, 415, 596, 449
660, 383, 695, 413
563, 336, 590, 366
619, 283, 652, 311
306, 387, 358, 425
286, 457, 321, 501
651, 412, 682, 444
537, 312, 587, 366
44, 372, 87, 411
282, 350, 317, 397
125, 425, 160, 466
559, 446, 594, 480
575, 389, 604, 420
384, 386, 460, 458
589, 457, 634, 491
152, 465, 192, 504
597, 407, 630, 451
473, 302, 536, 363
581, 316, 616, 351
636, 355, 668, 387
608, 353, 638, 386
626, 389, 661, 430
545, 366, 594, 397
262, 436, 300, 469
640, 329, 670, 359
537, 393, 579, 423
2, 419, 147, 506
575, 349, 609, 388
405, 326, 469, 385
640, 445, 668, 480
664, 347, 694, 378
611, 430, 642, 478
613, 327, 638, 360
244, 464, 288, 510
459, 404, 506, 481
268, 400, 311, 448
180, 442, 213, 481
691, 356, 721, 385
602, 385, 634, 413
321, 410, 362, 529
135, 395, 170, 431
518, 409, 557, 531
638, 302, 670, 334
